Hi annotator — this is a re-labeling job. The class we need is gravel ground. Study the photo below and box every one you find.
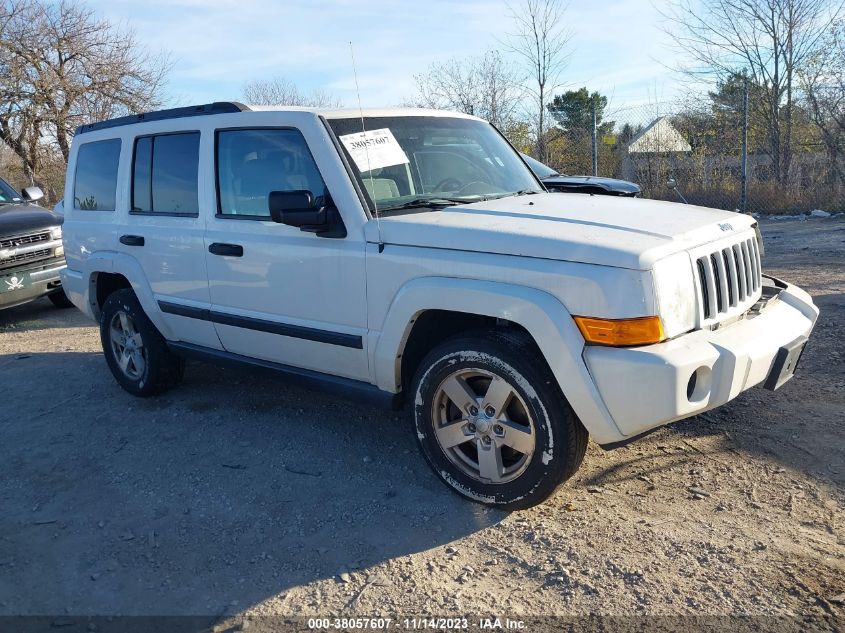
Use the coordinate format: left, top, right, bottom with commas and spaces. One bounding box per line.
0, 217, 843, 626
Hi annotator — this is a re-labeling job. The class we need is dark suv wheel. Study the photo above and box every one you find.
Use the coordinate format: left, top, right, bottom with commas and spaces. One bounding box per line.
99, 288, 185, 397
48, 289, 74, 309
411, 330, 588, 510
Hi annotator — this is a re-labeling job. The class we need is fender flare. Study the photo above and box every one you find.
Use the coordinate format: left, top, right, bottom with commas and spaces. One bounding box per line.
373, 277, 624, 444
83, 251, 175, 340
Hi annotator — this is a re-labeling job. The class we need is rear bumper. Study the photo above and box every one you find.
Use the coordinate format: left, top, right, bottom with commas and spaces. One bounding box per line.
584, 276, 818, 443
59, 267, 94, 318
0, 262, 65, 310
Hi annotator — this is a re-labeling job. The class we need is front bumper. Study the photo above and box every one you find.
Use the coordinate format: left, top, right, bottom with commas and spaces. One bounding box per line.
584, 276, 819, 442
0, 261, 65, 309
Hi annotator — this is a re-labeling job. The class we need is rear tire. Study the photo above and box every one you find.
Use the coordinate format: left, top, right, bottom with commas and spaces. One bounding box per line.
99, 288, 185, 397
411, 330, 588, 510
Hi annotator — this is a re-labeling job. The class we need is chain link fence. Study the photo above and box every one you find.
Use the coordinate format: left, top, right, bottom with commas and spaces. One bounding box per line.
542, 98, 845, 215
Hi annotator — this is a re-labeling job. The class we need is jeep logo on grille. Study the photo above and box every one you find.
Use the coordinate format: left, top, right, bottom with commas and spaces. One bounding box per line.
718, 222, 734, 232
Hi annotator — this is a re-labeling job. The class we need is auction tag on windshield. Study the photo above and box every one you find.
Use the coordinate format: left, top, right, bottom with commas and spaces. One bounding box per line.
339, 128, 409, 173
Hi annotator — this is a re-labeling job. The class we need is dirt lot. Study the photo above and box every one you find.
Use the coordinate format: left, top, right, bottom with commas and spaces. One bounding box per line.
1, 217, 843, 626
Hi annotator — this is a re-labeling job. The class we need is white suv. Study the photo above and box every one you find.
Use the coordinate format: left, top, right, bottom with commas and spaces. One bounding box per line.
60, 102, 819, 509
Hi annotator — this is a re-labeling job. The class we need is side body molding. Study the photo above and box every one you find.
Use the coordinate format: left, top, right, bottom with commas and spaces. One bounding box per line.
372, 277, 624, 445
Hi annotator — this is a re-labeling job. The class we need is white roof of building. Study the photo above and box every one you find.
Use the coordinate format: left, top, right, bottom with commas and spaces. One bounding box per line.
627, 117, 692, 154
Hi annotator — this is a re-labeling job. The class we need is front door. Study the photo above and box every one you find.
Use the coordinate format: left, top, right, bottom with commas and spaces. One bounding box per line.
203, 126, 368, 381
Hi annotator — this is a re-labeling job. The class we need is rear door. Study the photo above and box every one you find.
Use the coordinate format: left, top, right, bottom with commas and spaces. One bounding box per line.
116, 129, 221, 349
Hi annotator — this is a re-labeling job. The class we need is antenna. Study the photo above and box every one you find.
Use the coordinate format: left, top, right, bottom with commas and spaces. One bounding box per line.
349, 41, 383, 250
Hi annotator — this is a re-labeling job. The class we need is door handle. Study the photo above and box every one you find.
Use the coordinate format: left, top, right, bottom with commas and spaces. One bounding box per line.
208, 242, 244, 257
119, 235, 145, 246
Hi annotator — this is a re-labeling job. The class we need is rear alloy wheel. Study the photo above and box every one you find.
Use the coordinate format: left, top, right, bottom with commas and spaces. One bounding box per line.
412, 331, 588, 510
100, 289, 184, 397
108, 310, 147, 380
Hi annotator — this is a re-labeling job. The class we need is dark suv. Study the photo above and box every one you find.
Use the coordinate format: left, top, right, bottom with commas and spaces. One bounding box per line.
521, 153, 641, 197
0, 176, 71, 311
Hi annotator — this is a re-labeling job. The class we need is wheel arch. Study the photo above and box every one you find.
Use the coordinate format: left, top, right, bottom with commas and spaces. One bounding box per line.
373, 277, 625, 445
84, 252, 174, 339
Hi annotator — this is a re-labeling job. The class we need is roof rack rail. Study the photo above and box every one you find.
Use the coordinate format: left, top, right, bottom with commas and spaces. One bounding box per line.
75, 102, 251, 135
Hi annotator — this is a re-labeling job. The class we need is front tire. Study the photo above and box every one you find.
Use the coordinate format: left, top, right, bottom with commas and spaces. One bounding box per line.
99, 289, 185, 397
411, 331, 587, 510
48, 289, 74, 309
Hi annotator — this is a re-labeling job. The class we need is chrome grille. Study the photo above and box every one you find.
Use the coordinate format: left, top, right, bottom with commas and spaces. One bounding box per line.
695, 237, 762, 321
0, 248, 53, 269
0, 231, 51, 249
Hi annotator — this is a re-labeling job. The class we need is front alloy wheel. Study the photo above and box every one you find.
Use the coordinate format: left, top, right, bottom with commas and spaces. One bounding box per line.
412, 331, 588, 510
432, 369, 536, 484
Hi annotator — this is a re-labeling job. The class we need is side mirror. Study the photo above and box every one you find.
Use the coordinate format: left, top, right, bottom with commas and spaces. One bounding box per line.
268, 190, 325, 227
268, 190, 346, 238
22, 186, 44, 202
666, 177, 689, 204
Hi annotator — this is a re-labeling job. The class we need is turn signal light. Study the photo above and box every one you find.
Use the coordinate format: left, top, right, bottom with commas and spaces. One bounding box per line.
573, 315, 665, 347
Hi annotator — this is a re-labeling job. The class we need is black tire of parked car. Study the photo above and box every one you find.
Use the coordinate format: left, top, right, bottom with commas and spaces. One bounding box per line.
99, 288, 185, 397
411, 330, 588, 510
48, 289, 75, 309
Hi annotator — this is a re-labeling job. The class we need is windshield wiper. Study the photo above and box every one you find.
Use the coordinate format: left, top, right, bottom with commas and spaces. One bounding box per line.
480, 190, 541, 201
379, 197, 473, 212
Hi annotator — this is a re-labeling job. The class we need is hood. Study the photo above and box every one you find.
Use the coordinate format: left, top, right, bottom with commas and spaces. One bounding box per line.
542, 174, 641, 195
0, 203, 63, 236
366, 193, 755, 270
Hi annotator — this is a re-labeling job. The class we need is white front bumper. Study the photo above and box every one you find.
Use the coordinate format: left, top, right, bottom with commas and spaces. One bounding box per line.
584, 277, 819, 441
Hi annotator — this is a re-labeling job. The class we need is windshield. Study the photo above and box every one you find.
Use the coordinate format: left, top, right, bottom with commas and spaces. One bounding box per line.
0, 177, 21, 204
520, 153, 559, 179
328, 116, 543, 213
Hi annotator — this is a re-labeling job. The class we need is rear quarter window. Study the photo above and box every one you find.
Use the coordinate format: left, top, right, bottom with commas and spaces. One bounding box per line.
74, 139, 121, 211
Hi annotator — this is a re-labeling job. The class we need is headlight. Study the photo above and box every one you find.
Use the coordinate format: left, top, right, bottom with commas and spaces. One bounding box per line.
51, 226, 62, 240
752, 222, 765, 257
652, 252, 697, 338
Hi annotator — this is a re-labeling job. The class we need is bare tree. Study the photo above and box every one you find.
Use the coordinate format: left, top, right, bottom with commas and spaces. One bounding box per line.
662, 0, 844, 185
802, 19, 845, 185
0, 0, 170, 190
411, 50, 525, 131
242, 76, 342, 108
503, 0, 572, 161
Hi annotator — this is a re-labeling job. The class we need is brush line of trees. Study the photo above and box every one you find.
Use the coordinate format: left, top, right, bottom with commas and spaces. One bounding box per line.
0, 0, 169, 199
1, 0, 844, 209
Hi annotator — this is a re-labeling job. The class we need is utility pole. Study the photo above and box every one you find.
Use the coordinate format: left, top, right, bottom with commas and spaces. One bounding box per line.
741, 77, 749, 213
591, 95, 598, 177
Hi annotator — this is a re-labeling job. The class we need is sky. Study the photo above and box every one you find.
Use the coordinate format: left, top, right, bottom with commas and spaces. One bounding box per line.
86, 0, 687, 113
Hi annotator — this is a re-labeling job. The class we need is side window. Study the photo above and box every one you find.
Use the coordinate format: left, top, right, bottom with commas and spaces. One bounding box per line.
74, 139, 121, 211
132, 137, 152, 212
131, 132, 200, 215
216, 128, 327, 217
